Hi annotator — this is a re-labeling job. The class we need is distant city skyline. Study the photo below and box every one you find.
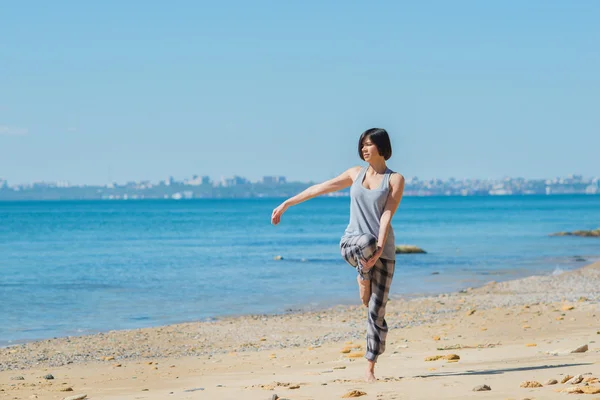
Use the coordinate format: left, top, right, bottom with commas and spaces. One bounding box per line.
0, 171, 598, 187
1, 1, 599, 185
1, 172, 597, 188
1, 172, 597, 201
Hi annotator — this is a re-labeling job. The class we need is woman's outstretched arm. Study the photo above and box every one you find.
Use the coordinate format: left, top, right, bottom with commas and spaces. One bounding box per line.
271, 166, 360, 225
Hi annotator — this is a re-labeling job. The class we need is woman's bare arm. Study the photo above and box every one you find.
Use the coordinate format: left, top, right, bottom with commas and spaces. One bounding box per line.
376, 173, 405, 248
271, 166, 360, 225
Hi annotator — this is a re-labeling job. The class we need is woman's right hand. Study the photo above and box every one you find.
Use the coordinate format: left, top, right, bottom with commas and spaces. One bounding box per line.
271, 202, 288, 225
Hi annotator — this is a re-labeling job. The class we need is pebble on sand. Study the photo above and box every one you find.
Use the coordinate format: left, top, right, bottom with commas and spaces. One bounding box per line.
472, 384, 491, 391
62, 395, 87, 400
558, 387, 584, 394
556, 386, 600, 394
341, 390, 367, 398
571, 344, 588, 353
43, 374, 54, 380
560, 375, 573, 384
519, 381, 543, 388
346, 352, 364, 358
425, 354, 460, 362
544, 379, 558, 385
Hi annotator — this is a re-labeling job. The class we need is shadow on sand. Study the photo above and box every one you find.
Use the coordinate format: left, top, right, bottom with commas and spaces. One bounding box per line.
415, 362, 594, 378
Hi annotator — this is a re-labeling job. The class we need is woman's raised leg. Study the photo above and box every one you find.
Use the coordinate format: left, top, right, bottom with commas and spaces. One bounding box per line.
340, 233, 378, 306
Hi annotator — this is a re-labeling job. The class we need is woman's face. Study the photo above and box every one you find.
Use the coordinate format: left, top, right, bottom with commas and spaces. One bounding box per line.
361, 137, 380, 160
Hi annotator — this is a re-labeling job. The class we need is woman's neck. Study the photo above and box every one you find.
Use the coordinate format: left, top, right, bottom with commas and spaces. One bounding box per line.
368, 160, 387, 174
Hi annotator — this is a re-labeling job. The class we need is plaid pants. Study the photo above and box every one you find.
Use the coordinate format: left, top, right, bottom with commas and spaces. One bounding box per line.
340, 233, 395, 362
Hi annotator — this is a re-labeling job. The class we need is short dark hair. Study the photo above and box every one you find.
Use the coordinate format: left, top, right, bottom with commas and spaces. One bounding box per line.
358, 128, 392, 161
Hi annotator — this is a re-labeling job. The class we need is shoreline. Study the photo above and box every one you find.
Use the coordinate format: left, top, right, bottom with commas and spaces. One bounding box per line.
2, 255, 598, 350
2, 261, 599, 368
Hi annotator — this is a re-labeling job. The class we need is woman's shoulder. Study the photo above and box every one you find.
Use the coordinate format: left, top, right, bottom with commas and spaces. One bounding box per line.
347, 165, 363, 182
387, 170, 405, 186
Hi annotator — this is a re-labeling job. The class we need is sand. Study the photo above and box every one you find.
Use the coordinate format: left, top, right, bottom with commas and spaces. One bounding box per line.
1, 262, 599, 400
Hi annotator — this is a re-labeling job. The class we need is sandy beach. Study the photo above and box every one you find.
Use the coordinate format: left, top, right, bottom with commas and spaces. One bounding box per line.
1, 262, 599, 400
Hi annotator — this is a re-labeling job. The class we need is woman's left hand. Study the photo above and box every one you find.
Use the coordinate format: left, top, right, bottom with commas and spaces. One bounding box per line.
361, 247, 383, 271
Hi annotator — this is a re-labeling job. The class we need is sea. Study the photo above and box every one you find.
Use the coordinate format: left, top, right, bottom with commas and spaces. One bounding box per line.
1, 195, 599, 346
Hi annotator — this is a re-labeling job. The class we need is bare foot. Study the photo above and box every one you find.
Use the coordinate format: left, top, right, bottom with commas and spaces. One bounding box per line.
366, 360, 377, 383
365, 370, 377, 383
357, 275, 371, 307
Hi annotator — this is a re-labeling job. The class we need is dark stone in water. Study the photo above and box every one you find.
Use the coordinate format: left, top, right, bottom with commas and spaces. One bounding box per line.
395, 245, 427, 254
129, 316, 151, 321
431, 271, 440, 275
550, 229, 600, 237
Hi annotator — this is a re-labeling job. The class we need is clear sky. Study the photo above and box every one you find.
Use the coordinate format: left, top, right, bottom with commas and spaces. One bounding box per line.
1, 1, 598, 185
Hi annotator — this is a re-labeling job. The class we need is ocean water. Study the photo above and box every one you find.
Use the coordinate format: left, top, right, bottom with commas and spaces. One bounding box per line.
1, 195, 599, 346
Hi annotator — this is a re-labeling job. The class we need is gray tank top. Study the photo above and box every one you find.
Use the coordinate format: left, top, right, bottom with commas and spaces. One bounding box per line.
343, 166, 396, 260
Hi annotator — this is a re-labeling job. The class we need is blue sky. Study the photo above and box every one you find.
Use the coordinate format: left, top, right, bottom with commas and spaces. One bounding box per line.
1, 1, 598, 185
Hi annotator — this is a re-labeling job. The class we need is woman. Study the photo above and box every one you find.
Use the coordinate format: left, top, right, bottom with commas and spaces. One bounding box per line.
271, 128, 405, 383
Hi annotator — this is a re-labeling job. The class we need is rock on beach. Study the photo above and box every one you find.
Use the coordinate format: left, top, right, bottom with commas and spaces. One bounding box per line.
571, 344, 588, 353
520, 381, 543, 388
